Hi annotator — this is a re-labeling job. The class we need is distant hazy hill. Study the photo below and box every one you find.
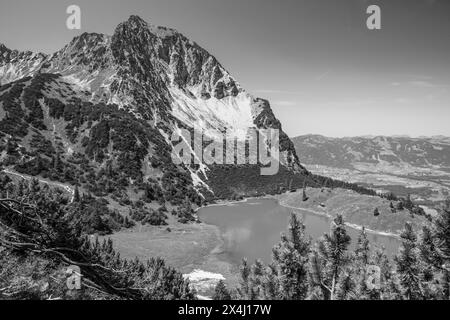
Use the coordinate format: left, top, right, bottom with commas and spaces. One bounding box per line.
292, 135, 450, 204
292, 134, 450, 172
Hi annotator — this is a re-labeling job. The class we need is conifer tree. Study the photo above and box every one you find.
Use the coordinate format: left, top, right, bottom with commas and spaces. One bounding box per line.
307, 247, 328, 299
272, 213, 311, 300
431, 202, 450, 299
355, 228, 370, 266
335, 269, 356, 300
53, 153, 62, 172
17, 179, 26, 197
302, 183, 309, 202
395, 222, 424, 300
260, 264, 279, 300
405, 194, 414, 210
372, 246, 401, 299
237, 259, 252, 299
374, 208, 380, 217
247, 259, 265, 298
390, 202, 396, 213
5, 139, 17, 154
418, 201, 450, 299
29, 178, 40, 197
74, 185, 81, 203
308, 215, 351, 300
213, 280, 232, 300
353, 228, 382, 300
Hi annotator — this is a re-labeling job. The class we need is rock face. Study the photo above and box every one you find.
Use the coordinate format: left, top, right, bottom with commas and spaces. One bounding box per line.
0, 16, 307, 198
0, 43, 47, 84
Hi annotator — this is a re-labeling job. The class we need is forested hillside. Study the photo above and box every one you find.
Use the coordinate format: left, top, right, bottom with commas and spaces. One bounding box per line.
0, 173, 194, 300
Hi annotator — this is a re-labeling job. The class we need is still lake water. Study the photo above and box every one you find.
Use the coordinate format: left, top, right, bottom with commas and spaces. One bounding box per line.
198, 198, 400, 265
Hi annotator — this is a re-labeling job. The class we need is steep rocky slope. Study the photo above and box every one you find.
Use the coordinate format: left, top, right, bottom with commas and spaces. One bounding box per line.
0, 16, 309, 201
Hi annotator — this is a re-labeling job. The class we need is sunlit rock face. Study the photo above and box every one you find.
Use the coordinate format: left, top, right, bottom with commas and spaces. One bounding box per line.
0, 15, 307, 197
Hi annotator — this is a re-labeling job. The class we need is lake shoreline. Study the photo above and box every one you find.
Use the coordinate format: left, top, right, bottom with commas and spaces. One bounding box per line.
197, 193, 401, 240
190, 193, 402, 290
276, 199, 401, 239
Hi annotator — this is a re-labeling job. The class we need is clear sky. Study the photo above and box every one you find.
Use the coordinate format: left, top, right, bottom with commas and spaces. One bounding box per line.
1, 0, 449, 138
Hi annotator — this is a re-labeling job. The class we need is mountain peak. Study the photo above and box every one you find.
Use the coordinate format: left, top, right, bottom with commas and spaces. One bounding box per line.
65, 32, 110, 50
0, 43, 9, 57
0, 15, 306, 199
115, 15, 179, 40
72, 32, 108, 41
124, 15, 149, 29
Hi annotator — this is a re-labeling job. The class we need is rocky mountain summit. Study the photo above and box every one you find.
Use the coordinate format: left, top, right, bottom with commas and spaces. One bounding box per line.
0, 16, 307, 200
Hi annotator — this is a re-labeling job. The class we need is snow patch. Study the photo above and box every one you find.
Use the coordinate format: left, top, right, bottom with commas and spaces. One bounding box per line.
183, 269, 225, 294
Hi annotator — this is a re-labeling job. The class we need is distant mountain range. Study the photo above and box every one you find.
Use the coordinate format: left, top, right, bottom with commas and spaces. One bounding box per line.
292, 134, 450, 172
292, 134, 450, 204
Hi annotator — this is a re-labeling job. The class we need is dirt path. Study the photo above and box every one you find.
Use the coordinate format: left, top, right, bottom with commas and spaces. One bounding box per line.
2, 168, 75, 202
